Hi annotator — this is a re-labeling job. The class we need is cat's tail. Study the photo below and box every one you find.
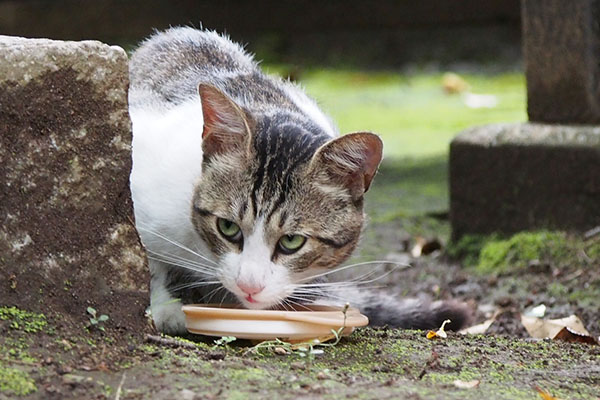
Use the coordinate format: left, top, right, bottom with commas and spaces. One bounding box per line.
360, 296, 473, 331
313, 286, 473, 331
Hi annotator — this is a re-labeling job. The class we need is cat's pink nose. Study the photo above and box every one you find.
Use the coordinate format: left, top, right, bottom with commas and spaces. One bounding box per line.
236, 282, 264, 296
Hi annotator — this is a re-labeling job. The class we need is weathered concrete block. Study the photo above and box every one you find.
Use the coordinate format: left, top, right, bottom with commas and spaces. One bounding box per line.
450, 123, 600, 238
522, 0, 600, 124
0, 36, 148, 330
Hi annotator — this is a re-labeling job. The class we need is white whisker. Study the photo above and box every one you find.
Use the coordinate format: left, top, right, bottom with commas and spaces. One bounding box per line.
147, 254, 217, 276
137, 225, 218, 266
298, 260, 409, 283
147, 248, 218, 270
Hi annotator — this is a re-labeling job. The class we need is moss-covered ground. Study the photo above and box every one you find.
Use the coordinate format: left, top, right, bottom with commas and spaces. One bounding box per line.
1, 313, 599, 399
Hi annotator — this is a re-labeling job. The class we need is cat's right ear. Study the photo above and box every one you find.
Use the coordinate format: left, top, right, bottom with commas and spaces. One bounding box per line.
198, 84, 253, 156
310, 132, 383, 201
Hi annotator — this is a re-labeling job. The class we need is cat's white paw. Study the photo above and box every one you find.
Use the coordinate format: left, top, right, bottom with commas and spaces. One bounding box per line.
151, 298, 187, 334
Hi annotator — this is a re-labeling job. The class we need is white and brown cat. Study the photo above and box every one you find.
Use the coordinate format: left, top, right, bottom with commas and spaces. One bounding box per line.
128, 27, 470, 334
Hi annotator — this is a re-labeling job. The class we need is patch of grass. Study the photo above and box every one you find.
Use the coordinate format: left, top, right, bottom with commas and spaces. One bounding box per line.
266, 68, 526, 158
0, 306, 47, 333
0, 366, 37, 396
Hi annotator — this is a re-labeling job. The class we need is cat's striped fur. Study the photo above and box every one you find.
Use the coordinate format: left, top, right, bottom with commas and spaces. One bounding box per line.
129, 27, 471, 334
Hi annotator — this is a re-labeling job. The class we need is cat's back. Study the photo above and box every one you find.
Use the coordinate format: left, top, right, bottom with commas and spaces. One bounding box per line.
129, 27, 257, 110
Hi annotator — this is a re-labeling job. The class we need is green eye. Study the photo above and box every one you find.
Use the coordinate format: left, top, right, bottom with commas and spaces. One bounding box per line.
217, 218, 241, 241
278, 234, 307, 254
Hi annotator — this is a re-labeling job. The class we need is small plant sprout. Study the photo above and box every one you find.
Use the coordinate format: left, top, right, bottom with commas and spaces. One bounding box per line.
213, 336, 237, 349
87, 307, 109, 331
247, 303, 351, 359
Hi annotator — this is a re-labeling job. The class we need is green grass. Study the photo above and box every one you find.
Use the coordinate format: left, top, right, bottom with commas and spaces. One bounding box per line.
268, 68, 527, 158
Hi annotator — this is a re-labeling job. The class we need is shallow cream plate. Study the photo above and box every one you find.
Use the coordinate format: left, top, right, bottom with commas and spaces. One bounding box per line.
182, 304, 369, 341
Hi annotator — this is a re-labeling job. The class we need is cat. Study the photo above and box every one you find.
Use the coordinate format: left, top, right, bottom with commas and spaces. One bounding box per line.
128, 27, 471, 335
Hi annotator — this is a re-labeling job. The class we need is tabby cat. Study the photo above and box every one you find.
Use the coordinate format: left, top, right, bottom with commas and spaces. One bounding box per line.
128, 27, 470, 334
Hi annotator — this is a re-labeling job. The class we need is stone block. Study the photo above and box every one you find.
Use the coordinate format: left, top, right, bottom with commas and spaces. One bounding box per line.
0, 36, 148, 330
522, 0, 600, 124
450, 123, 600, 238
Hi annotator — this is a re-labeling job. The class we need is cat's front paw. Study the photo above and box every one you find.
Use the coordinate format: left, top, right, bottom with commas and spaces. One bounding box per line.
151, 299, 187, 335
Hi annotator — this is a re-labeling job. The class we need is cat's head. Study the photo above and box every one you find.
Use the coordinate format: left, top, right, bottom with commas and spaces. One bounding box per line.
191, 84, 383, 309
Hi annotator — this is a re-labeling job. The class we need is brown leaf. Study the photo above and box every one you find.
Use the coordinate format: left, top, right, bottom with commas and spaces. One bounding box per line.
459, 311, 500, 335
442, 72, 469, 94
521, 314, 591, 339
535, 386, 561, 400
553, 326, 598, 345
411, 237, 442, 257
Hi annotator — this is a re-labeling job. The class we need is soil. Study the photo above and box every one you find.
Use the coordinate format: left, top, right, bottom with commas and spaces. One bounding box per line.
2, 161, 600, 399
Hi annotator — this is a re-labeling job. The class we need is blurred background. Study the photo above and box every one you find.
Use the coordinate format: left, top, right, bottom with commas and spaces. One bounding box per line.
0, 0, 527, 252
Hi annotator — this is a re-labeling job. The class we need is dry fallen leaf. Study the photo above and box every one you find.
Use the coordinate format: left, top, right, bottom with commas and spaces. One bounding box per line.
459, 311, 499, 335
553, 326, 599, 345
442, 72, 469, 94
411, 237, 442, 257
521, 314, 590, 339
453, 379, 480, 389
535, 386, 562, 400
426, 319, 451, 340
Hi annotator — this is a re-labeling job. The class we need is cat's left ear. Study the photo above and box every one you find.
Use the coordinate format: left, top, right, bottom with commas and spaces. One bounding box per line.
310, 132, 383, 199
198, 84, 253, 156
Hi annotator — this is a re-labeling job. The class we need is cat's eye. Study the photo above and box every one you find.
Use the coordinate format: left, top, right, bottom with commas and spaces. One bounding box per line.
278, 234, 306, 254
217, 218, 242, 242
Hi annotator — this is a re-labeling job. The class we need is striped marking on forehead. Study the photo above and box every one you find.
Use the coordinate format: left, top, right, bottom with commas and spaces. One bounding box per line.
250, 115, 329, 221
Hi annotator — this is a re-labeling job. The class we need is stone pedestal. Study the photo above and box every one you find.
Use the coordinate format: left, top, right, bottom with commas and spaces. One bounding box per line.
0, 36, 148, 331
450, 123, 600, 238
522, 0, 600, 124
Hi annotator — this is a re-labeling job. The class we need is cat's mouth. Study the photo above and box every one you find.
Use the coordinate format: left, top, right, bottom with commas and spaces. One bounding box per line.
245, 294, 258, 304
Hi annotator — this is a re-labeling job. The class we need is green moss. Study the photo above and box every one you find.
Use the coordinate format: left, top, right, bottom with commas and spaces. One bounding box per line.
228, 367, 269, 383
447, 234, 499, 266
0, 306, 47, 333
450, 231, 600, 274
1, 337, 36, 364
585, 238, 600, 259
0, 366, 37, 396
477, 231, 570, 274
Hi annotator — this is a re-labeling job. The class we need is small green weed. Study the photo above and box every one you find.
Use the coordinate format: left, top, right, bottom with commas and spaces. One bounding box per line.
246, 303, 350, 360
86, 307, 109, 331
213, 336, 236, 349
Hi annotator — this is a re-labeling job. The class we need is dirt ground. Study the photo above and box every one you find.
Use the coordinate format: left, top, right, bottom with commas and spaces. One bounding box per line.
2, 159, 600, 399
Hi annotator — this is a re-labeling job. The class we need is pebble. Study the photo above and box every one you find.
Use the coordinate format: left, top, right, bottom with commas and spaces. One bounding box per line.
62, 374, 92, 386
179, 389, 196, 400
